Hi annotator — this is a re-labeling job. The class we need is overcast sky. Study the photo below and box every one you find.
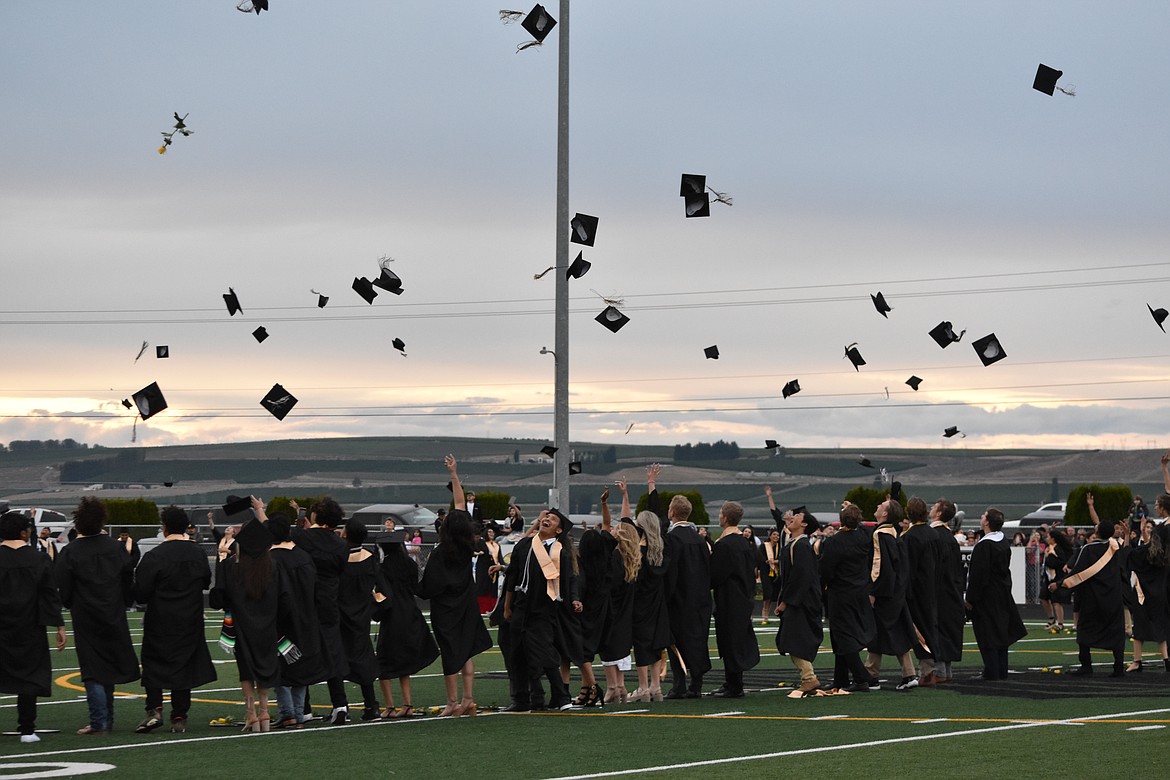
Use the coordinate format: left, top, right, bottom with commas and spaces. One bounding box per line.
2, 1, 1169, 452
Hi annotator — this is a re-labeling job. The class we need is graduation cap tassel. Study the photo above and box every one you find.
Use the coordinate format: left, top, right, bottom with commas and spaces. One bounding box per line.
131, 415, 138, 444
533, 266, 554, 280
134, 340, 149, 363
499, 9, 526, 22
1056, 84, 1076, 97
516, 40, 543, 52
709, 188, 734, 206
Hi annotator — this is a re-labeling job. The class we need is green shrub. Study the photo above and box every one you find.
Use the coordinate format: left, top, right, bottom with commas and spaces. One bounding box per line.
266, 496, 323, 519
842, 485, 907, 522
456, 490, 511, 521
634, 490, 708, 525
1066, 484, 1131, 527
103, 498, 159, 525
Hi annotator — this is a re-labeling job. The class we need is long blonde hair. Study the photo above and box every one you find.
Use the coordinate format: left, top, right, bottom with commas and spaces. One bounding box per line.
615, 522, 641, 583
636, 510, 664, 567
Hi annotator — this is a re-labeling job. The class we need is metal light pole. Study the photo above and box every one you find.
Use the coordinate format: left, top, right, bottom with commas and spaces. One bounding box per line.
551, 0, 571, 512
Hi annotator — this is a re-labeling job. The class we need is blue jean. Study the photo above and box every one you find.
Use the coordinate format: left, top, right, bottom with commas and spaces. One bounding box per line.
275, 685, 307, 722
83, 680, 115, 731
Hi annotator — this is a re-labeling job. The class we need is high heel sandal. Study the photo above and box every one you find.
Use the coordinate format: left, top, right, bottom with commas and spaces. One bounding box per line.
457, 700, 478, 717
240, 715, 259, 733
258, 714, 271, 733
602, 687, 618, 704
617, 687, 628, 703
649, 688, 664, 702
395, 704, 416, 718
1126, 660, 1143, 673
572, 686, 591, 706
438, 702, 460, 717
583, 685, 603, 708
629, 687, 651, 703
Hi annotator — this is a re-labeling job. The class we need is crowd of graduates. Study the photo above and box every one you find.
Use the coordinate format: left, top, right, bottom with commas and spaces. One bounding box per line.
3, 455, 1169, 744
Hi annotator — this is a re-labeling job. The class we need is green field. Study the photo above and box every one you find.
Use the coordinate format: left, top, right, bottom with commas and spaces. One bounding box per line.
3, 611, 1168, 779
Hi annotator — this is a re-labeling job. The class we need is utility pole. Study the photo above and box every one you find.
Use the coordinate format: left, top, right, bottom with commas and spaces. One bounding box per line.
551, 0, 571, 512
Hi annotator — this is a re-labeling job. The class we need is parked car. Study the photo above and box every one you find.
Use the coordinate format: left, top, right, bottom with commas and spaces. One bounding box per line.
1003, 502, 1067, 529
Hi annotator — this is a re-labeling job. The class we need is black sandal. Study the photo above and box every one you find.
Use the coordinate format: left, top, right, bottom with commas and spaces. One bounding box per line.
571, 686, 591, 706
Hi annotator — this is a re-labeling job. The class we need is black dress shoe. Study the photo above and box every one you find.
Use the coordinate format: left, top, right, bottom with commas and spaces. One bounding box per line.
664, 689, 688, 700
685, 690, 701, 699
708, 686, 728, 697
844, 682, 871, 693
711, 688, 745, 698
499, 703, 531, 713
529, 702, 548, 711
1067, 666, 1094, 677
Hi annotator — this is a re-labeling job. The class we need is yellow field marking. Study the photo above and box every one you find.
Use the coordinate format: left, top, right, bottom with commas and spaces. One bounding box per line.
53, 673, 336, 710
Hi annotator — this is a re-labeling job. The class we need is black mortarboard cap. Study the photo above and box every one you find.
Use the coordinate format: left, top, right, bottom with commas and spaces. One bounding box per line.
595, 306, 630, 333
353, 277, 378, 304
684, 191, 710, 218
373, 268, 404, 295
132, 382, 167, 420
260, 383, 298, 421
222, 495, 253, 517
858, 455, 873, 468
121, 398, 133, 409
252, 326, 269, 344
549, 507, 572, 531
235, 519, 272, 558
392, 337, 407, 355
570, 213, 598, 246
521, 4, 556, 43
943, 426, 964, 438
1033, 63, 1063, 96
540, 445, 558, 457
316, 293, 329, 308
906, 375, 923, 391
156, 345, 169, 359
568, 461, 582, 475
566, 252, 591, 280
844, 343, 866, 371
375, 530, 407, 548
163, 480, 174, 488
782, 379, 801, 399
704, 345, 719, 360
680, 173, 706, 196
764, 439, 779, 449
928, 321, 964, 349
871, 292, 892, 318
890, 481, 903, 503
1148, 304, 1167, 333
971, 333, 1007, 366
223, 287, 243, 316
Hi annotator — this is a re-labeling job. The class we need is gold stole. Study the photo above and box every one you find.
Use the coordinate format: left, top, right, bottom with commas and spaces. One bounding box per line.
531, 538, 563, 601
1061, 538, 1119, 590
716, 526, 743, 542
765, 540, 777, 576
486, 541, 500, 582
871, 525, 896, 582
1131, 572, 1146, 605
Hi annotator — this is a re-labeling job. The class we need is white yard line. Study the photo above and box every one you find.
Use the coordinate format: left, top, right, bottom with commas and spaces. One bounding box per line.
538, 707, 1170, 780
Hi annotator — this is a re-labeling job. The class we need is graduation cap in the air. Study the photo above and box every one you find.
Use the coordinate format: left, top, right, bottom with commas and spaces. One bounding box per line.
765, 439, 779, 449
906, 375, 923, 391
121, 398, 133, 409
570, 213, 599, 246
844, 343, 866, 371
252, 327, 269, 344
392, 337, 407, 356
223, 287, 243, 316
236, 1, 268, 14
372, 267, 404, 295
155, 345, 169, 359
679, 173, 732, 217
222, 495, 253, 517
782, 379, 801, 399
235, 519, 273, 558
540, 445, 558, 458
1034, 63, 1074, 96
566, 252, 591, 280
858, 455, 873, 468
871, 292, 892, 318
971, 333, 1007, 366
313, 290, 329, 308
704, 345, 720, 360
1148, 304, 1168, 333
353, 277, 378, 304
132, 382, 168, 420
375, 530, 408, 549
595, 305, 630, 333
943, 426, 965, 439
928, 321, 965, 348
568, 461, 583, 475
163, 480, 175, 488
259, 383, 298, 421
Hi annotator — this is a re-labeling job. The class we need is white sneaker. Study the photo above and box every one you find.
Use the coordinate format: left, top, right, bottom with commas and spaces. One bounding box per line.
20, 733, 41, 743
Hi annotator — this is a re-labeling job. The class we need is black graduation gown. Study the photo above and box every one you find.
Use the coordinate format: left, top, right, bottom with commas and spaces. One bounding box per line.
506, 536, 579, 671
474, 541, 504, 598
290, 526, 349, 678
759, 541, 781, 601
1128, 544, 1170, 643
376, 553, 440, 678
270, 546, 331, 687
631, 545, 670, 666
931, 523, 965, 662
575, 530, 614, 661
418, 547, 492, 675
902, 522, 940, 660
776, 535, 823, 662
56, 534, 140, 685
338, 549, 382, 685
133, 539, 216, 691
0, 545, 64, 696
1044, 549, 1073, 605
868, 526, 915, 656
663, 523, 713, 677
709, 532, 760, 674
209, 556, 285, 686
599, 548, 637, 663
1062, 540, 1124, 650
964, 535, 1027, 652
818, 527, 875, 655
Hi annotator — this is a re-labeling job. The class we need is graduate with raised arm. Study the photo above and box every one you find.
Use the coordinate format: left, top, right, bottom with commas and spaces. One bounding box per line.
0, 511, 66, 743
631, 466, 671, 702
